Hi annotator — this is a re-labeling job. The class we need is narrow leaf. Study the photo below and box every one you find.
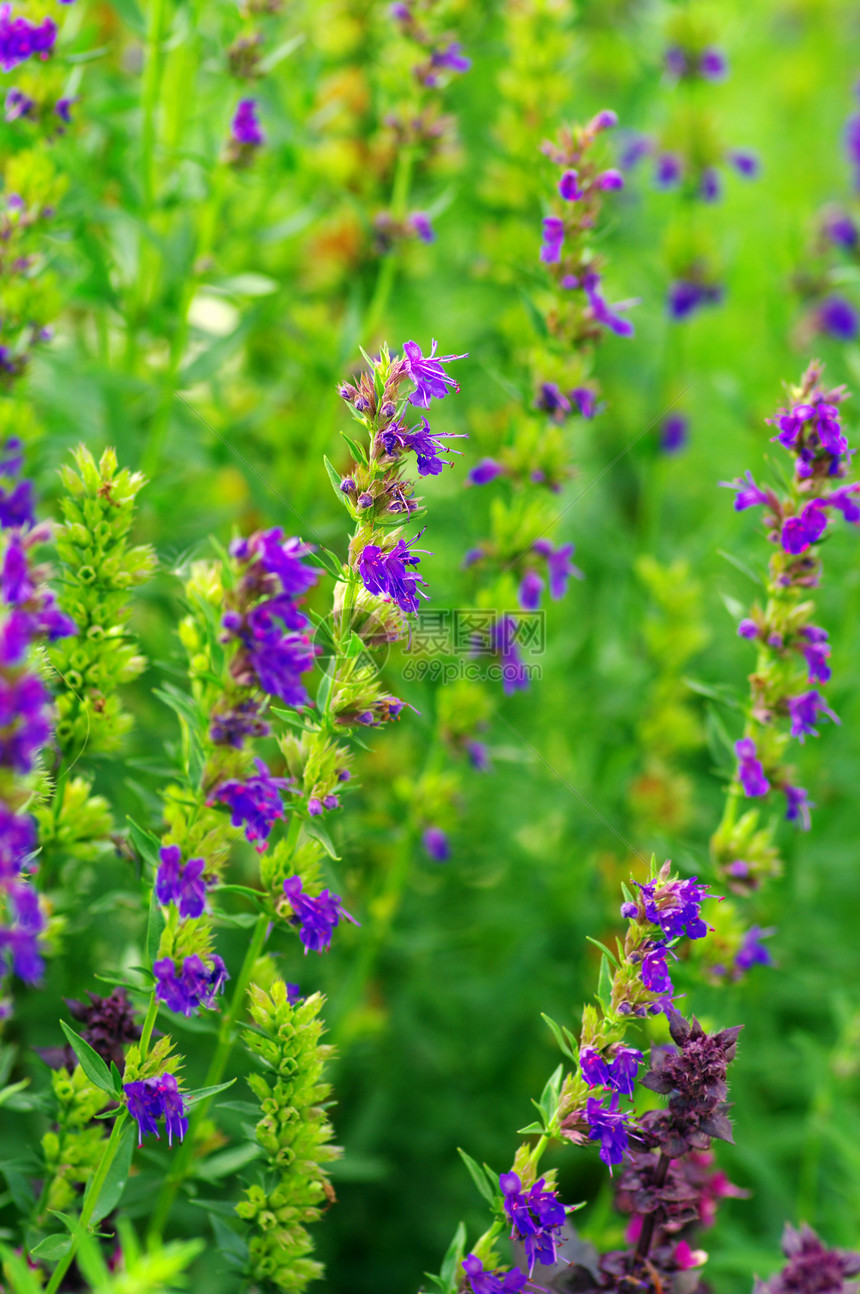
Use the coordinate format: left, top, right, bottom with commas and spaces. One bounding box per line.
59, 1022, 114, 1095
457, 1148, 495, 1204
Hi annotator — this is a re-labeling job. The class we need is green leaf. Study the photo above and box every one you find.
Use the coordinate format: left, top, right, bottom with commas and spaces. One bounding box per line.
324, 455, 349, 505
516, 1121, 546, 1135
304, 819, 341, 861
89, 1123, 136, 1223
683, 677, 742, 710
539, 1064, 564, 1121
541, 1013, 578, 1062
183, 1078, 237, 1109
126, 817, 163, 870
259, 32, 305, 74
145, 882, 165, 969
59, 1022, 114, 1095
457, 1148, 495, 1204
340, 432, 368, 465
585, 936, 620, 968
29, 1235, 71, 1261
109, 1061, 123, 1096
717, 548, 763, 586
0, 1079, 30, 1109
432, 1220, 467, 1293
519, 289, 549, 338
595, 954, 613, 1012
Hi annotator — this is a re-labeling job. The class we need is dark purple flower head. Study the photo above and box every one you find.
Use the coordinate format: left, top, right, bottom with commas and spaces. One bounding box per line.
402, 339, 466, 408
65, 988, 140, 1071
210, 698, 269, 748
787, 690, 839, 742
586, 1093, 630, 1169
231, 98, 264, 147
499, 1171, 567, 1272
422, 826, 450, 862
124, 1073, 188, 1146
735, 737, 770, 797
754, 1224, 860, 1294
283, 874, 358, 953
640, 1011, 742, 1156
210, 758, 290, 851
661, 413, 688, 454
784, 783, 813, 830
817, 296, 859, 342
357, 538, 428, 614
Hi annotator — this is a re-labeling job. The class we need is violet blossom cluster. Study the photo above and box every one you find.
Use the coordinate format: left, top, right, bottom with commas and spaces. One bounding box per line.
0, 442, 74, 994
715, 364, 857, 890
0, 3, 57, 75
152, 845, 229, 1016
123, 1072, 188, 1147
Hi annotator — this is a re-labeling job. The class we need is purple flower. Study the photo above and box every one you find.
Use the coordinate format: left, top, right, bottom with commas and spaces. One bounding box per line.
580, 1045, 611, 1088
155, 845, 209, 919
409, 211, 434, 243
210, 699, 269, 748
598, 168, 624, 191
726, 471, 772, 512
735, 737, 770, 797
637, 876, 711, 940
225, 605, 317, 708
734, 925, 773, 974
230, 529, 318, 599
380, 416, 466, 476
430, 41, 471, 73
654, 152, 682, 188
286, 982, 303, 1005
210, 758, 290, 851
540, 216, 565, 263
784, 783, 813, 830
357, 538, 428, 614
619, 131, 653, 169
755, 1224, 860, 1294
699, 47, 727, 79
154, 954, 228, 1016
590, 109, 618, 131
787, 690, 839, 742
582, 271, 635, 337
402, 339, 466, 408
532, 539, 581, 599
422, 826, 450, 862
823, 210, 858, 247
586, 1093, 629, 1169
817, 296, 859, 341
468, 457, 502, 485
0, 805, 34, 879
489, 616, 530, 695
535, 382, 571, 420
124, 1074, 188, 1146
0, 6, 57, 73
668, 278, 723, 319
462, 1255, 526, 1294
729, 150, 759, 178
466, 740, 490, 772
558, 169, 582, 201
660, 413, 688, 454
55, 96, 74, 124
499, 1171, 566, 1272
231, 98, 264, 147
738, 618, 759, 639
608, 1046, 643, 1098
799, 625, 831, 684
283, 875, 358, 953
781, 502, 828, 554
825, 484, 860, 523
4, 87, 33, 122
846, 112, 860, 188
518, 570, 543, 610
640, 943, 673, 993
700, 167, 721, 202
572, 387, 598, 418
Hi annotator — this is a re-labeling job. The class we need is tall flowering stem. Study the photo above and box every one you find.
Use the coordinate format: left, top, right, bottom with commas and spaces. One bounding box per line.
438, 859, 736, 1291
465, 109, 629, 694
713, 363, 857, 912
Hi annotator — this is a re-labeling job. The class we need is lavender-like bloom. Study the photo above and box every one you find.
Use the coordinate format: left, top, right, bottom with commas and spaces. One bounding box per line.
0, 4, 57, 74
489, 615, 529, 695
468, 458, 502, 485
155, 845, 209, 919
636, 876, 710, 940
735, 737, 770, 797
667, 278, 723, 320
700, 47, 727, 79
539, 216, 565, 264
661, 413, 688, 453
784, 783, 813, 830
358, 538, 428, 614
609, 1045, 644, 1099
429, 41, 471, 74
582, 271, 635, 337
781, 501, 828, 554
817, 296, 859, 341
124, 1074, 188, 1146
282, 875, 358, 953
846, 109, 860, 190
558, 169, 582, 201
787, 690, 839, 742
462, 1255, 526, 1294
640, 943, 673, 993
729, 149, 760, 177
499, 1171, 566, 1272
532, 539, 581, 598
823, 210, 858, 247
754, 1225, 860, 1294
655, 152, 683, 188
641, 1010, 742, 1154
209, 757, 290, 851
734, 925, 773, 974
799, 625, 831, 684
231, 98, 264, 147
580, 1044, 611, 1089
586, 1093, 630, 1169
409, 211, 435, 243
154, 954, 228, 1015
422, 826, 450, 862
402, 340, 466, 408
379, 416, 465, 476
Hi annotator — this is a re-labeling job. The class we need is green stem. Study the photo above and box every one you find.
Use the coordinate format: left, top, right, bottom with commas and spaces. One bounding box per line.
44, 1113, 128, 1294
146, 908, 270, 1242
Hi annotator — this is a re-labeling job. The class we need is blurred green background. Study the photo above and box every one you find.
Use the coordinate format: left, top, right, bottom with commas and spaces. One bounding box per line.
4, 0, 860, 1289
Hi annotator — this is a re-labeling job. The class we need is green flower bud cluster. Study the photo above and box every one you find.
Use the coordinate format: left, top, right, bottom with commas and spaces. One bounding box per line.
33, 776, 114, 877
38, 1065, 110, 1220
236, 981, 340, 1292
49, 447, 156, 756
